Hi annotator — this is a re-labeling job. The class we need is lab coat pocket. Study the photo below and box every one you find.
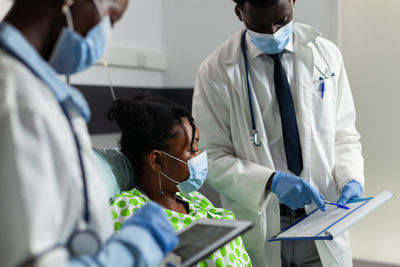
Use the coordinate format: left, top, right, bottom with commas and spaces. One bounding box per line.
311, 78, 336, 135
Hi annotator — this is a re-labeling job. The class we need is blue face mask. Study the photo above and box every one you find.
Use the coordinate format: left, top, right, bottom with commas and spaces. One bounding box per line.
247, 20, 294, 55
49, 2, 112, 75
160, 151, 208, 195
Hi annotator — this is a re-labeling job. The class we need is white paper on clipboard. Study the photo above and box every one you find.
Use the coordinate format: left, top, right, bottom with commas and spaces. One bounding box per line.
270, 191, 394, 241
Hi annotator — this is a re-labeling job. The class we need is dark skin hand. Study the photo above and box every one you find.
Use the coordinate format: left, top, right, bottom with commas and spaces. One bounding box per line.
3, 0, 129, 61
137, 118, 202, 215
235, 0, 295, 34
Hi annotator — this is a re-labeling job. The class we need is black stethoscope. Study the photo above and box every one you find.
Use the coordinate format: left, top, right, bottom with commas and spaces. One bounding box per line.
240, 31, 335, 148
241, 31, 262, 147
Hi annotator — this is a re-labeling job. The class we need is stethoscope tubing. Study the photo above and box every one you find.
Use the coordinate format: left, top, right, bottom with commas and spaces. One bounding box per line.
241, 31, 262, 147
242, 40, 256, 132
60, 103, 90, 223
240, 30, 335, 147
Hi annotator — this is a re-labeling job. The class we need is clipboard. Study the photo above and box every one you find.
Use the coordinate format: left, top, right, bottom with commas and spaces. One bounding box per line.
269, 191, 394, 242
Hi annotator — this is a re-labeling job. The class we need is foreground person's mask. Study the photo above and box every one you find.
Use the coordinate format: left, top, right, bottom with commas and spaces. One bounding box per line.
160, 151, 208, 195
49, 0, 112, 75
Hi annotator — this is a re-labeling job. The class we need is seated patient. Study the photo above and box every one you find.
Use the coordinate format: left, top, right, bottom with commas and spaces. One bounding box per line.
107, 95, 252, 267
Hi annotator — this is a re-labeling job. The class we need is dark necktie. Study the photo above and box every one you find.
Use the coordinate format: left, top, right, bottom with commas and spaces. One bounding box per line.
269, 52, 303, 176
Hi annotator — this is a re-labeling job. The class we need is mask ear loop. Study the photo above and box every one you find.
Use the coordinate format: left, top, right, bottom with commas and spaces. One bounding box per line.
92, 0, 106, 19
61, 0, 74, 84
158, 172, 164, 195
62, 0, 74, 30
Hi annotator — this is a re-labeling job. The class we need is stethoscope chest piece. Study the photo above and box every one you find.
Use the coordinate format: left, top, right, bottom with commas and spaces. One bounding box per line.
250, 130, 262, 147
67, 228, 101, 257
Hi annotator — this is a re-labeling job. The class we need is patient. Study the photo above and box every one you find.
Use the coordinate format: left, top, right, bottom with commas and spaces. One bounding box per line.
107, 95, 252, 267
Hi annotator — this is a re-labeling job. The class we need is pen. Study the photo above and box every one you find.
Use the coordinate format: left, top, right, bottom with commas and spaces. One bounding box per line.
324, 200, 349, 210
321, 80, 325, 99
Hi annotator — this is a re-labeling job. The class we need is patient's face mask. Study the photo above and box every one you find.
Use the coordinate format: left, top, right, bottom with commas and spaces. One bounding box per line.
160, 151, 208, 196
49, 0, 112, 75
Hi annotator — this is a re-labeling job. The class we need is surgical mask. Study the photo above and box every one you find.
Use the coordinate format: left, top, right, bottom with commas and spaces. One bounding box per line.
49, 0, 112, 75
247, 20, 294, 55
159, 151, 208, 196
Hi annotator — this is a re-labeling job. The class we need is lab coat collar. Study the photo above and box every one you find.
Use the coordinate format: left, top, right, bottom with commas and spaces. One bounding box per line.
293, 22, 321, 46
0, 22, 90, 122
219, 22, 321, 64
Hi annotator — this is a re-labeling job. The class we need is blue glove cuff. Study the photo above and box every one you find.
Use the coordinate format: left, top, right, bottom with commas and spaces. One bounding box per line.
344, 179, 363, 194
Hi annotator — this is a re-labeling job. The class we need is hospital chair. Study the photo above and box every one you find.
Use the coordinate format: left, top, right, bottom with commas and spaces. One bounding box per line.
93, 148, 135, 198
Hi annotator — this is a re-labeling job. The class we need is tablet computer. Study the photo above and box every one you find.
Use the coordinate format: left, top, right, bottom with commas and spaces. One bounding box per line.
171, 219, 253, 267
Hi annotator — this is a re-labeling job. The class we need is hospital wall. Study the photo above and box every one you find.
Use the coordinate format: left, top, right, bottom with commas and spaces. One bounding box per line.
162, 0, 342, 88
342, 0, 400, 265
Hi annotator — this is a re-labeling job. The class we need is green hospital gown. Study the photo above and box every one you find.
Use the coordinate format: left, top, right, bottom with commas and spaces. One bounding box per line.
110, 188, 252, 267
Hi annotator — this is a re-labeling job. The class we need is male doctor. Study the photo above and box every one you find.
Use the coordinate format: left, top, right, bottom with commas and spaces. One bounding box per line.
192, 0, 364, 266
0, 0, 177, 266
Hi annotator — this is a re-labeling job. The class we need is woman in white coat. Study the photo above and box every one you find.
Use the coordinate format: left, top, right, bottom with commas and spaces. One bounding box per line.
192, 0, 364, 266
0, 0, 177, 266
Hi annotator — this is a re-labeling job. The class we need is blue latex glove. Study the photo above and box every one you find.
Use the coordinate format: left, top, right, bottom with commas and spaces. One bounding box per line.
337, 180, 363, 205
271, 171, 326, 211
123, 202, 178, 256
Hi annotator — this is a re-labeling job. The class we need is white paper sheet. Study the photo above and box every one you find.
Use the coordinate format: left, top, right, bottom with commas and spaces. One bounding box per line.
272, 191, 394, 240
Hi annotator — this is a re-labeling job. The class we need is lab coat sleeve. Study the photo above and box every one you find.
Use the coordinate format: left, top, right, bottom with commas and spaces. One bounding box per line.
333, 48, 364, 192
0, 79, 163, 267
69, 225, 164, 267
0, 89, 64, 267
193, 65, 274, 214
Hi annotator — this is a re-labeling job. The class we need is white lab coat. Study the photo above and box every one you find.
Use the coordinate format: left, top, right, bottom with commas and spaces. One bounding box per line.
0, 49, 113, 267
192, 23, 364, 267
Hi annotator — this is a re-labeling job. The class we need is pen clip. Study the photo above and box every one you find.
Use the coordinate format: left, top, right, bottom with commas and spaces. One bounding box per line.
321, 79, 325, 99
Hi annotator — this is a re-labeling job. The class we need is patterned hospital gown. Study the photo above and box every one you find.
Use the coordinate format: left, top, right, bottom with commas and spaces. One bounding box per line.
110, 188, 252, 267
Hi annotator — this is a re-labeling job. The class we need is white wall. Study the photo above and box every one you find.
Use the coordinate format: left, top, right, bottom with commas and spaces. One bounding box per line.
71, 0, 164, 87
161, 0, 242, 87
0, 0, 164, 88
342, 1, 400, 265
162, 0, 341, 88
